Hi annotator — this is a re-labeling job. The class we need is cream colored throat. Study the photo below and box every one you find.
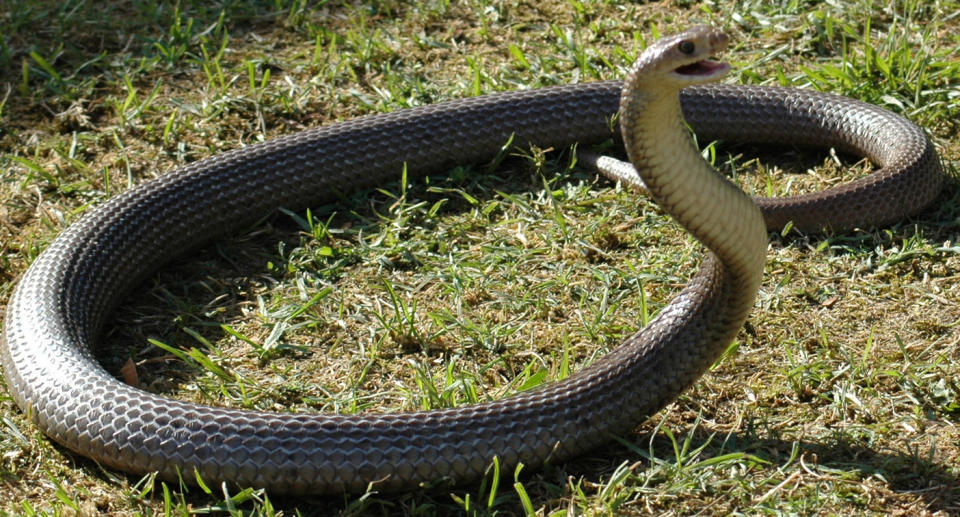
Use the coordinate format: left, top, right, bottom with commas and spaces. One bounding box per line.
621, 91, 767, 292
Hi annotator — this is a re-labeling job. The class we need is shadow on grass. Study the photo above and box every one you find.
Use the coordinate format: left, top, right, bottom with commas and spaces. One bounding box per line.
543, 421, 960, 514
0, 0, 383, 73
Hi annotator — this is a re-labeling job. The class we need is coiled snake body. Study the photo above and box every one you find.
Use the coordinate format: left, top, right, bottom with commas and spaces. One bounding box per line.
1, 27, 943, 493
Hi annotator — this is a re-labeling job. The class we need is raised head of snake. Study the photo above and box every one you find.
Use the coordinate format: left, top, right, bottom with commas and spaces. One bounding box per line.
619, 25, 767, 298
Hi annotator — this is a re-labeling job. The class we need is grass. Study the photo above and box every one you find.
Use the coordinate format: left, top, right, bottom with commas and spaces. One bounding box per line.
1, 0, 959, 514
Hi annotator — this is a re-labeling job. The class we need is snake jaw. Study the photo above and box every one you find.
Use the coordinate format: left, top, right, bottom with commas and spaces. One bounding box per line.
673, 59, 730, 79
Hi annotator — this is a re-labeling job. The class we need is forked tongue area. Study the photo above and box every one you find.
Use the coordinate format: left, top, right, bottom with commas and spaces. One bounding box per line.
675, 59, 727, 76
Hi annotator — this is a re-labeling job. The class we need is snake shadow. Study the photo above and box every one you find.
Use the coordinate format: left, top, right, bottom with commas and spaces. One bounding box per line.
538, 418, 960, 514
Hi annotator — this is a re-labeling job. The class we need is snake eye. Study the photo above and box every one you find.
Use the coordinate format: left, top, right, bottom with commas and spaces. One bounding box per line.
678, 40, 695, 54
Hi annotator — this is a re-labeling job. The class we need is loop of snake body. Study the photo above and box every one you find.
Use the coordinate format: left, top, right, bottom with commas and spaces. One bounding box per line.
1, 26, 943, 493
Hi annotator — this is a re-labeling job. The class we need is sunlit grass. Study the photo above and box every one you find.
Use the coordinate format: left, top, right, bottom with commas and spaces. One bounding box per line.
1, 0, 958, 514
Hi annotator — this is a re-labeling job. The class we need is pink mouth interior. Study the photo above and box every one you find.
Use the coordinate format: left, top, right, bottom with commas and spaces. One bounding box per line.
675, 59, 727, 76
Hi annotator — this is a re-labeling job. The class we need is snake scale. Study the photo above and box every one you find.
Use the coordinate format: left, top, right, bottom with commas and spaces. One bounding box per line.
1, 26, 943, 493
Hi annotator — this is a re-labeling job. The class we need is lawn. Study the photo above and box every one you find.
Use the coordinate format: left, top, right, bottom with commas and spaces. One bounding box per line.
1, 0, 959, 515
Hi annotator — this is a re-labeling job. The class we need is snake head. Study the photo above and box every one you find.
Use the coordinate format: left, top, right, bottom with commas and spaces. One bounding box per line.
628, 25, 731, 91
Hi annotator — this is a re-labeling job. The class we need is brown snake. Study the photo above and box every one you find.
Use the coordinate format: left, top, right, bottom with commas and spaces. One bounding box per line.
1, 26, 943, 493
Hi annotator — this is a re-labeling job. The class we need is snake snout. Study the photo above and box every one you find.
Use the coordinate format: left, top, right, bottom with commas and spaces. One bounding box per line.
708, 28, 729, 50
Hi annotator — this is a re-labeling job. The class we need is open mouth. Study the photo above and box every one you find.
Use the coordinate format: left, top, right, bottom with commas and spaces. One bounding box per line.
674, 59, 729, 77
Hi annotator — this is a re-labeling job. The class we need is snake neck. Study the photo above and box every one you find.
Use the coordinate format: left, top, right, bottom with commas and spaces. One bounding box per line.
620, 87, 767, 295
